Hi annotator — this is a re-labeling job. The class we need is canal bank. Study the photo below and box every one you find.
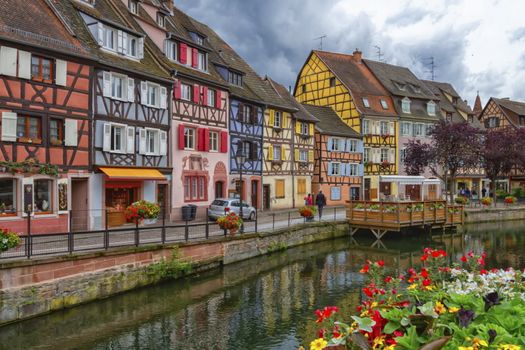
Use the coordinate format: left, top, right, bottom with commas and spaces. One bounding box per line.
0, 221, 349, 326
464, 206, 525, 223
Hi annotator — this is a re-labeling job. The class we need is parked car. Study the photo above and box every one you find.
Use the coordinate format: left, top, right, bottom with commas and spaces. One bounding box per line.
209, 198, 256, 220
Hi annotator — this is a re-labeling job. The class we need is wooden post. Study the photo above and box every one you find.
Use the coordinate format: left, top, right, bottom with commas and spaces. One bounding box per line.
380, 202, 384, 223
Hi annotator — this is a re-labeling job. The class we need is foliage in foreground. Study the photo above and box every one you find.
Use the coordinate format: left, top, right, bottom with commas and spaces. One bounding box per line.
308, 248, 525, 350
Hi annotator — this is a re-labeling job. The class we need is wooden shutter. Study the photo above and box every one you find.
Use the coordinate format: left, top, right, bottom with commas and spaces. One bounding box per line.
297, 179, 306, 195
197, 128, 205, 151
340, 163, 347, 176
215, 90, 222, 109
327, 137, 333, 151
328, 162, 333, 176
220, 131, 228, 153
122, 32, 128, 55
97, 22, 104, 46
295, 121, 301, 134
309, 123, 314, 135
103, 72, 111, 97
267, 145, 273, 160
140, 81, 147, 104
0, 47, 17, 77
103, 123, 111, 152
137, 37, 144, 59
295, 149, 300, 162
64, 119, 78, 146
160, 87, 167, 109
308, 150, 314, 162
159, 130, 167, 156
202, 86, 208, 106
127, 126, 136, 154
269, 110, 275, 126
389, 122, 395, 135
127, 77, 135, 102
251, 142, 258, 160
192, 84, 200, 103
251, 106, 257, 124
1, 112, 17, 142
178, 124, 185, 150
18, 50, 31, 79
138, 128, 146, 154
173, 79, 181, 100
179, 43, 187, 64
117, 30, 124, 53
389, 149, 396, 163
281, 145, 286, 161
204, 128, 210, 152
191, 48, 198, 68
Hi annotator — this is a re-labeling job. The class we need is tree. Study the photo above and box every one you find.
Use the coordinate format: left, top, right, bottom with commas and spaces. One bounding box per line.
404, 140, 431, 176
404, 120, 482, 203
480, 127, 518, 206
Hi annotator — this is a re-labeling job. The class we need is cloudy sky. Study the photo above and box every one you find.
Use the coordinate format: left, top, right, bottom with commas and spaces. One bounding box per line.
178, 0, 525, 106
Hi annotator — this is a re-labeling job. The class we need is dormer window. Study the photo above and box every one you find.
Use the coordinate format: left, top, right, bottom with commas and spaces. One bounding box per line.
427, 101, 436, 116
394, 81, 406, 91
410, 84, 421, 93
380, 99, 388, 109
165, 40, 177, 61
128, 0, 138, 14
157, 13, 166, 28
402, 98, 411, 114
102, 25, 116, 51
362, 97, 370, 108
195, 35, 204, 46
97, 23, 143, 59
228, 71, 242, 87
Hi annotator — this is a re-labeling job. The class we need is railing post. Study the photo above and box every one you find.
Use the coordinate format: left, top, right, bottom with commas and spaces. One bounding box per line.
104, 209, 109, 250
135, 220, 139, 247
396, 203, 400, 223
185, 220, 189, 241
68, 209, 73, 254
272, 213, 275, 231
205, 209, 209, 239
255, 209, 258, 233
26, 210, 31, 259
380, 202, 384, 223
161, 202, 166, 244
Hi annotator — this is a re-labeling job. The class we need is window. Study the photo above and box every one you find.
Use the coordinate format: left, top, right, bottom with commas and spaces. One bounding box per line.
446, 112, 452, 121
520, 116, 525, 126
128, 0, 138, 14
49, 118, 64, 145
166, 41, 177, 61
329, 162, 341, 176
402, 98, 411, 114
273, 146, 281, 161
380, 99, 388, 109
197, 52, 206, 71
0, 179, 16, 214
242, 141, 254, 160
297, 179, 306, 195
157, 13, 166, 28
331, 186, 341, 200
329, 77, 336, 87
347, 139, 357, 152
330, 138, 341, 152
31, 55, 54, 83
110, 124, 126, 152
241, 105, 253, 124
400, 148, 406, 163
146, 82, 159, 107
425, 124, 433, 136
184, 127, 195, 149
195, 34, 204, 46
301, 122, 309, 135
17, 115, 41, 142
347, 163, 359, 176
380, 121, 389, 135
488, 117, 499, 128
274, 111, 282, 128
401, 122, 412, 136
184, 176, 206, 201
34, 179, 52, 213
427, 101, 436, 116
362, 119, 370, 134
380, 148, 389, 163
413, 123, 424, 137
102, 25, 117, 51
362, 97, 370, 108
209, 131, 218, 152
181, 84, 191, 101
468, 115, 474, 123
363, 148, 371, 163
228, 71, 242, 86
128, 37, 138, 58
302, 84, 306, 93
110, 73, 126, 100
275, 180, 285, 199
207, 89, 215, 107
146, 128, 159, 154
299, 150, 308, 162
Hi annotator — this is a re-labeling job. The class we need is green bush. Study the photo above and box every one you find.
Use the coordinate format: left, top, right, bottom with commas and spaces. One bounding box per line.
496, 189, 509, 199
511, 187, 525, 198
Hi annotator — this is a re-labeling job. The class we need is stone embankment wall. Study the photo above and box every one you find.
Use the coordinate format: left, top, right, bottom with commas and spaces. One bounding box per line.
464, 207, 525, 223
0, 221, 349, 326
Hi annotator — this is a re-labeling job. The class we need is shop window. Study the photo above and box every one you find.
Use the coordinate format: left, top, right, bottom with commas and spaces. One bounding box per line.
49, 118, 64, 145
0, 178, 16, 214
184, 175, 207, 201
297, 179, 306, 195
31, 55, 54, 83
17, 115, 41, 143
275, 179, 285, 199
184, 127, 195, 149
209, 131, 218, 152
34, 179, 52, 213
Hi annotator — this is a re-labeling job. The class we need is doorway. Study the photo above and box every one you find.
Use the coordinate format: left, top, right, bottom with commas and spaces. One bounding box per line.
405, 184, 421, 201
251, 180, 259, 208
380, 182, 391, 197
215, 181, 224, 199
364, 178, 371, 200
156, 184, 167, 219
263, 184, 270, 210
350, 187, 360, 201
71, 178, 88, 231
427, 184, 437, 200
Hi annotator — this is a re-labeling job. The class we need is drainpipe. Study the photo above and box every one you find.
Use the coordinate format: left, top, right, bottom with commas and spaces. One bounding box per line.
291, 115, 296, 208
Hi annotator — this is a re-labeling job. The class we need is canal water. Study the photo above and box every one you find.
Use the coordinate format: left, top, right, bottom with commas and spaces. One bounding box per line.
1, 220, 525, 350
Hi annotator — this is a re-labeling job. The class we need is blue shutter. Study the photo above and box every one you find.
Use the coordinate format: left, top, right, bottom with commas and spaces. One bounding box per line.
327, 137, 333, 151
339, 139, 345, 152
358, 163, 364, 176
328, 162, 333, 175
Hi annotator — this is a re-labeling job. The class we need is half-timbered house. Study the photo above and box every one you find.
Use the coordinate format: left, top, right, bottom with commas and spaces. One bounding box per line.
302, 105, 363, 205
263, 78, 319, 209
0, 0, 92, 234
128, 2, 229, 220
294, 50, 397, 201
53, 0, 172, 228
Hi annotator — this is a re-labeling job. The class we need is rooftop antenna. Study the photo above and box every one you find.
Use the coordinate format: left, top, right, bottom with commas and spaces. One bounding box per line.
314, 35, 327, 50
373, 45, 384, 62
425, 56, 436, 81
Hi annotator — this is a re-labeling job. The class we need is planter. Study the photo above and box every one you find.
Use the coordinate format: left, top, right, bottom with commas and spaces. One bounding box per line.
229, 227, 239, 236
144, 218, 157, 225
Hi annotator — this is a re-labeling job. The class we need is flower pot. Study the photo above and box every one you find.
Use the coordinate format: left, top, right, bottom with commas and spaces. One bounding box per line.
229, 227, 238, 236
144, 218, 157, 225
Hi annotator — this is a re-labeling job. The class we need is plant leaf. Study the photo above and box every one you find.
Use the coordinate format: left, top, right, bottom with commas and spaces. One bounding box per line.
351, 316, 376, 333
419, 336, 451, 350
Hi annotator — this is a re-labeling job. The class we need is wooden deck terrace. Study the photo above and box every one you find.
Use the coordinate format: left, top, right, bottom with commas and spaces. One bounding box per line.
346, 200, 464, 240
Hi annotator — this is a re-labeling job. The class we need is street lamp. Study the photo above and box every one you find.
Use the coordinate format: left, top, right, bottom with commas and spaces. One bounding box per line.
236, 148, 246, 233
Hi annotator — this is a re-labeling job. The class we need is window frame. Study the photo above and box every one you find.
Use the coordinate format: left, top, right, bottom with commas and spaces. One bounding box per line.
380, 148, 389, 163
110, 123, 127, 153
427, 101, 436, 116
183, 175, 207, 201
363, 148, 371, 163
272, 145, 282, 161
228, 71, 242, 86
209, 130, 219, 152
330, 138, 341, 152
0, 178, 17, 215
128, 0, 138, 14
362, 97, 370, 108
197, 51, 207, 71
207, 89, 215, 107
380, 121, 389, 135
347, 139, 357, 153
301, 122, 309, 135
330, 162, 341, 176
401, 121, 412, 136
34, 179, 53, 214
157, 13, 166, 28
380, 99, 388, 109
145, 128, 160, 155
181, 83, 192, 101
110, 72, 127, 101
329, 77, 336, 88
401, 98, 411, 114
145, 82, 160, 108
17, 115, 42, 143
273, 111, 282, 128
184, 127, 196, 150
49, 118, 64, 145
299, 150, 308, 162
102, 24, 117, 52
31, 55, 54, 83
362, 119, 370, 134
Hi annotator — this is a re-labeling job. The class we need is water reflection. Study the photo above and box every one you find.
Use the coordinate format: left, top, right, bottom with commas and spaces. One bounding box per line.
2, 220, 525, 350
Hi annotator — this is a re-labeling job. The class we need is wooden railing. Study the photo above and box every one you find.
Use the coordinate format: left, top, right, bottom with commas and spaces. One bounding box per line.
346, 200, 464, 229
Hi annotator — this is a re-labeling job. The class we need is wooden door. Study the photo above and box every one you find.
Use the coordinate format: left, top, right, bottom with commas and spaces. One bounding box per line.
427, 184, 437, 200
251, 180, 258, 208
156, 184, 167, 219
405, 184, 421, 201
214, 181, 224, 199
380, 182, 391, 196
71, 178, 88, 231
263, 185, 270, 210
364, 178, 371, 200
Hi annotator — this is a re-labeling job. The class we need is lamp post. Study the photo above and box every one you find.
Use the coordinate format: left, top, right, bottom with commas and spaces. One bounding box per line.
236, 148, 246, 233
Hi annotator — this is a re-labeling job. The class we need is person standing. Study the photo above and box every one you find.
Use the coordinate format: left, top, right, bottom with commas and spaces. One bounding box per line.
315, 190, 326, 220
307, 193, 313, 206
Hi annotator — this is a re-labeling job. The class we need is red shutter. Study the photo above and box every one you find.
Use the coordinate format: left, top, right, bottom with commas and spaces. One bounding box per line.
193, 84, 200, 103
204, 128, 210, 152
220, 131, 228, 153
191, 48, 198, 68
202, 86, 208, 106
173, 79, 181, 100
215, 90, 222, 109
197, 128, 205, 151
178, 124, 185, 150
179, 43, 187, 64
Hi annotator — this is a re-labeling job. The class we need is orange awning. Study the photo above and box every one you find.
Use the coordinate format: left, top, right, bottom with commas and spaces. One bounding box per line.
100, 167, 166, 180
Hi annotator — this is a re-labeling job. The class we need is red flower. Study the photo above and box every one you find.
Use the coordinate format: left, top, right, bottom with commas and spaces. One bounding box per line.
480, 269, 488, 275
318, 328, 326, 338
393, 330, 404, 337
363, 287, 374, 298
360, 264, 369, 273
420, 254, 429, 261
461, 255, 467, 262
384, 276, 393, 283
376, 260, 385, 267
420, 268, 429, 279
422, 279, 432, 286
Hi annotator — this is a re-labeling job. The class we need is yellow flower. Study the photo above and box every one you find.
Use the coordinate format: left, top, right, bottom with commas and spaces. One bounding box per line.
473, 338, 488, 347
407, 283, 418, 290
298, 347, 305, 350
435, 301, 446, 314
371, 301, 379, 308
384, 345, 396, 350
498, 345, 521, 350
458, 347, 474, 350
372, 336, 385, 349
424, 285, 435, 291
310, 338, 328, 350
448, 306, 460, 313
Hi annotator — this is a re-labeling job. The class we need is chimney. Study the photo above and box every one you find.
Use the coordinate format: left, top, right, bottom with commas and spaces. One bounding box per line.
161, 0, 174, 13
353, 49, 362, 63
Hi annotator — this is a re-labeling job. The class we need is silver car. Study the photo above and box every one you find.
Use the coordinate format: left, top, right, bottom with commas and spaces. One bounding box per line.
208, 198, 256, 220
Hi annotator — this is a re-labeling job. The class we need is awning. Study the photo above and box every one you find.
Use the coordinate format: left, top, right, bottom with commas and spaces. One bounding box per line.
100, 167, 166, 180
423, 178, 442, 185
379, 175, 425, 185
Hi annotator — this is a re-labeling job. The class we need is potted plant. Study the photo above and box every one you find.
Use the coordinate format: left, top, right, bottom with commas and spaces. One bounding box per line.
299, 206, 316, 221
354, 203, 364, 210
481, 197, 493, 206
0, 228, 20, 252
369, 204, 380, 211
217, 212, 243, 236
383, 204, 397, 213
454, 196, 469, 205
125, 200, 160, 225
429, 202, 444, 210
504, 195, 517, 205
